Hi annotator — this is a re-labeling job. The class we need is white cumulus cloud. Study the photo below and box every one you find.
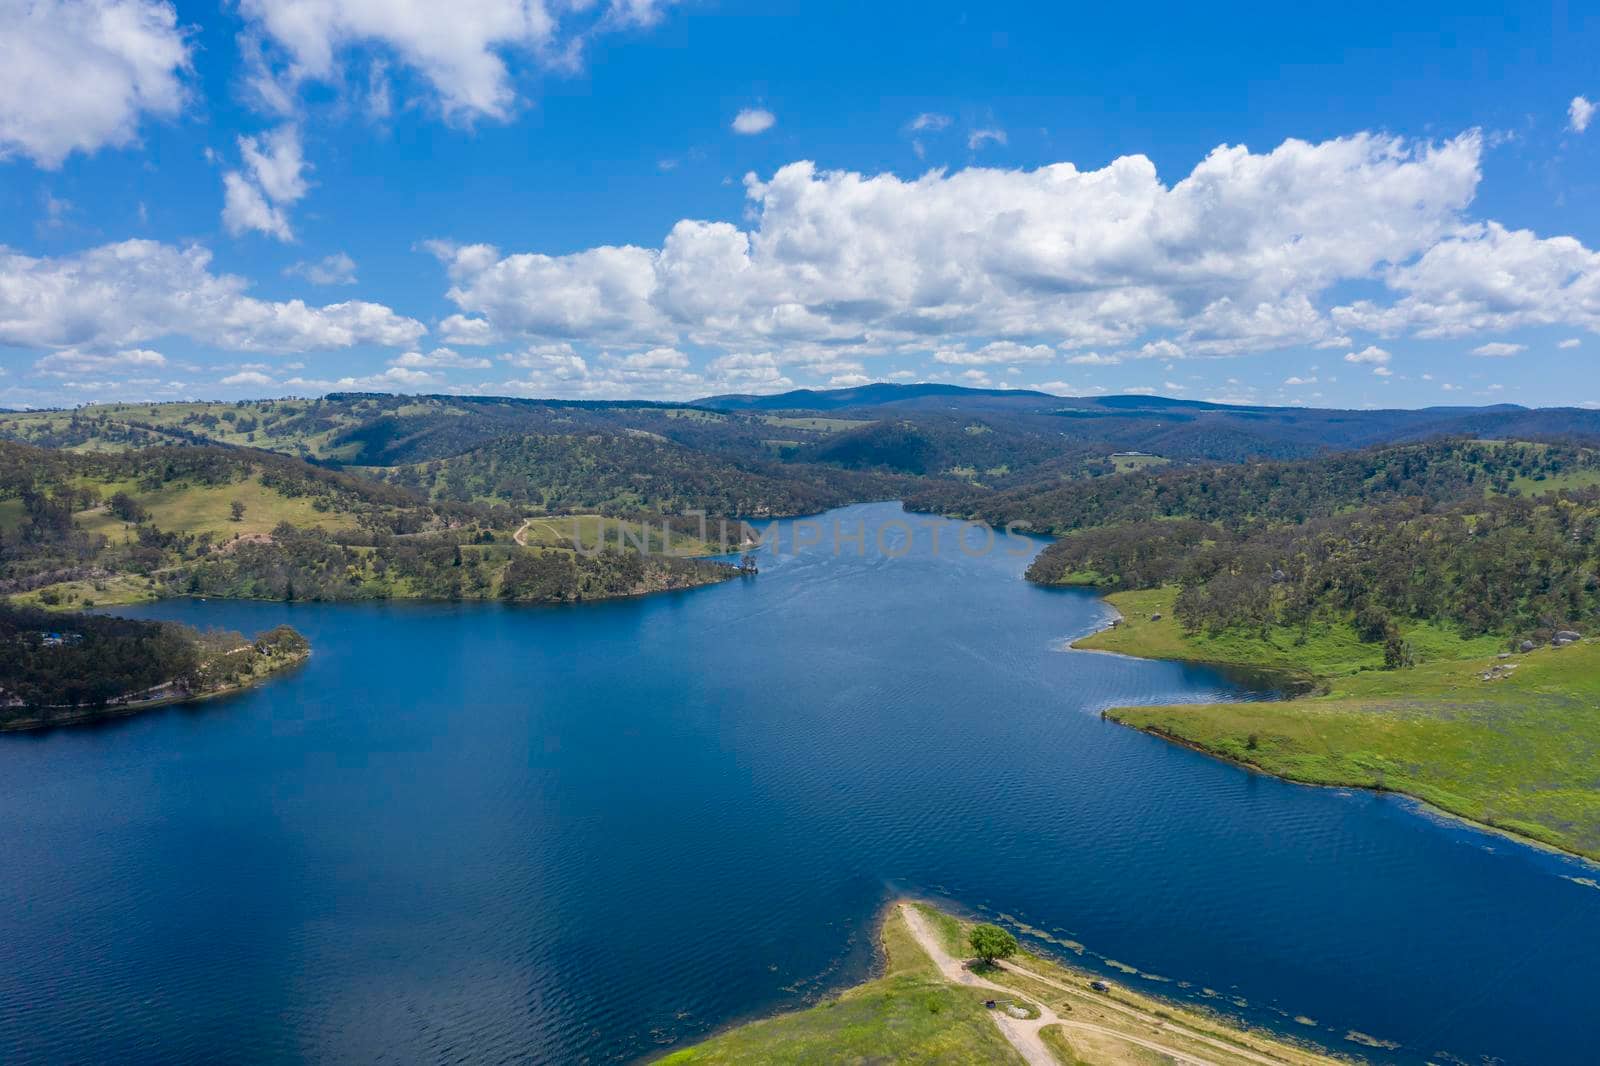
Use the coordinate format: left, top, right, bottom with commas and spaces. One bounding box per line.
0, 0, 191, 167
1571, 96, 1595, 134
1343, 345, 1391, 365
731, 107, 776, 135
0, 239, 426, 352
704, 352, 793, 393
390, 346, 492, 370
933, 341, 1054, 365
1332, 222, 1600, 338
222, 125, 308, 240
34, 346, 166, 376
287, 252, 358, 285
967, 127, 1006, 150
1471, 341, 1525, 357
283, 365, 443, 392
619, 346, 689, 370
433, 132, 1495, 367
238, 0, 679, 122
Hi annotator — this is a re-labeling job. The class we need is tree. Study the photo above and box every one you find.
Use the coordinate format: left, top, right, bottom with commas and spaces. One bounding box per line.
969, 923, 1018, 966
1355, 604, 1392, 643
1383, 635, 1415, 670
230, 499, 247, 522
108, 491, 149, 524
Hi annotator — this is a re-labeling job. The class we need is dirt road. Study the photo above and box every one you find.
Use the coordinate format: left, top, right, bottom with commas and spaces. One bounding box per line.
898, 902, 1226, 1066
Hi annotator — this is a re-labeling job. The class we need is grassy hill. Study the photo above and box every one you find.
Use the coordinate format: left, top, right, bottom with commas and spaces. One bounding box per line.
377, 431, 910, 516
0, 395, 868, 467
0, 440, 736, 612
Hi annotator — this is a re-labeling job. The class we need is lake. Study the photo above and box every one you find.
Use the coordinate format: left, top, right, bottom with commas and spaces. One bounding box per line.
2, 502, 1596, 1063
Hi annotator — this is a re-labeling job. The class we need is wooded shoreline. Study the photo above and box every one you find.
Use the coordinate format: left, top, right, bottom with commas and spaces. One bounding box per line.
0, 643, 310, 732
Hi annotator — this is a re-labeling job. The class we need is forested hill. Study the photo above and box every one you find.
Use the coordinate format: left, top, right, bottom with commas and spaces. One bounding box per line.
909, 438, 1600, 533
0, 396, 854, 468
377, 433, 912, 517
0, 439, 734, 613
1012, 439, 1600, 647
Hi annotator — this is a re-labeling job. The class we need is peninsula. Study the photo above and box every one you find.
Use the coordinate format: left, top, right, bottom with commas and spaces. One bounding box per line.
0, 605, 310, 731
661, 901, 1341, 1065
1075, 590, 1600, 860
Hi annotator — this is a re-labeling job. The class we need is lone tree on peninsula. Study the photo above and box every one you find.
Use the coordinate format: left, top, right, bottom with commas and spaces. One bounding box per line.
969, 923, 1018, 966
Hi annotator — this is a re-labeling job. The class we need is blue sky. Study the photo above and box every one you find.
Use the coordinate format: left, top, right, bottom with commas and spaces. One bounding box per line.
1, 0, 1597, 410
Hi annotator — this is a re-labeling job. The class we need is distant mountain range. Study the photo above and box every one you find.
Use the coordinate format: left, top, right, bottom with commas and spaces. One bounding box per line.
695, 383, 1600, 462
5, 385, 1600, 487
695, 382, 1062, 411
696, 381, 1526, 417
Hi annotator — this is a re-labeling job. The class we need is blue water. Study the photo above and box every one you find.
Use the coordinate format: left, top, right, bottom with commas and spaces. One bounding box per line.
2, 503, 1596, 1064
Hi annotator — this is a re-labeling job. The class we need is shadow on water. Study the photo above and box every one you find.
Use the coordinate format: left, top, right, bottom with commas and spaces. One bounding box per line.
1202, 662, 1316, 700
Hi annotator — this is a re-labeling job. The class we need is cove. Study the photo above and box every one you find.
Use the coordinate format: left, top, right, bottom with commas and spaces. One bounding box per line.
1, 502, 1596, 1064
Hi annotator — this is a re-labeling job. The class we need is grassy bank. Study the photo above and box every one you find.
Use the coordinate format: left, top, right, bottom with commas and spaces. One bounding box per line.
1078, 588, 1600, 859
659, 902, 1340, 1065
657, 904, 1023, 1064
1075, 587, 1503, 680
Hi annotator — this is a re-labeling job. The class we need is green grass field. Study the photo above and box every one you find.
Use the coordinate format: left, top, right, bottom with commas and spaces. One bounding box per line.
1080, 588, 1600, 858
5, 471, 360, 609
0, 399, 387, 459
8, 573, 161, 611
1108, 453, 1169, 473
73, 477, 357, 541
1075, 587, 1501, 679
516, 514, 737, 556
760, 415, 876, 432
663, 408, 730, 423
1508, 467, 1600, 496
658, 905, 1022, 1065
